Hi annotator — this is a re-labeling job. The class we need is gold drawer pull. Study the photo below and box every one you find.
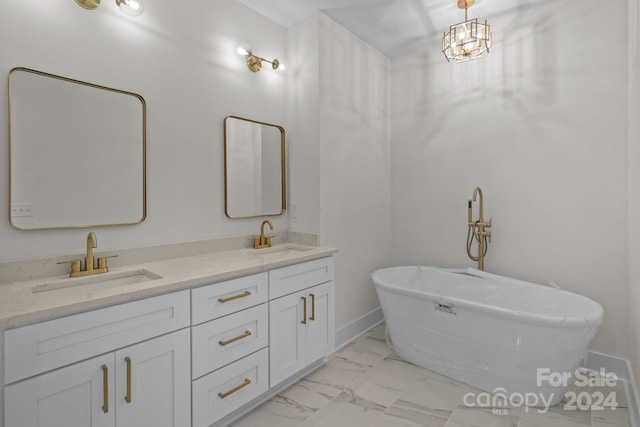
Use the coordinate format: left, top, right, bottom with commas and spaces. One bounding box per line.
301, 296, 307, 324
310, 293, 315, 321
219, 331, 252, 346
101, 364, 109, 414
218, 378, 251, 399
218, 291, 251, 303
125, 357, 132, 403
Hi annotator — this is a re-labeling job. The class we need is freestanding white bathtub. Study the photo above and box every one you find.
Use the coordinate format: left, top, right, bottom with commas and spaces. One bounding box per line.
372, 266, 603, 406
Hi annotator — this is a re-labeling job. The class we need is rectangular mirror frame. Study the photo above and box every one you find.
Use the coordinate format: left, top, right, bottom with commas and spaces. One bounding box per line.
223, 115, 286, 219
8, 67, 147, 231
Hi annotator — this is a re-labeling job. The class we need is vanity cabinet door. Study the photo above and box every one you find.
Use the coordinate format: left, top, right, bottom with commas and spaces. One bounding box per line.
305, 281, 334, 364
115, 329, 191, 427
5, 353, 116, 427
269, 282, 335, 388
269, 289, 307, 387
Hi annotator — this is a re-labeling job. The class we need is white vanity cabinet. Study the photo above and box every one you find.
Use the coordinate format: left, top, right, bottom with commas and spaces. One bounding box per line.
3, 290, 191, 427
0, 252, 337, 427
269, 258, 335, 387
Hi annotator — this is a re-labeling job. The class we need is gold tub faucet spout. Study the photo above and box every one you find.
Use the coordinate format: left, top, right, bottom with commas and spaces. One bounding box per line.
467, 187, 492, 271
473, 187, 484, 222
254, 220, 274, 249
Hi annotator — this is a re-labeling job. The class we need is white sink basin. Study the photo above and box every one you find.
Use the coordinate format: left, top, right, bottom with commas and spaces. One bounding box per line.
253, 245, 314, 260
32, 269, 162, 294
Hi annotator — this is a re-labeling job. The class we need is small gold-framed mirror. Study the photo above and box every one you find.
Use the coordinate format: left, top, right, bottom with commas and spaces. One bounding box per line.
224, 116, 286, 218
8, 67, 146, 230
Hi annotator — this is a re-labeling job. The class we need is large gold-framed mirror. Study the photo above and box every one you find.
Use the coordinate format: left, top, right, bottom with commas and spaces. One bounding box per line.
224, 116, 286, 218
8, 67, 146, 230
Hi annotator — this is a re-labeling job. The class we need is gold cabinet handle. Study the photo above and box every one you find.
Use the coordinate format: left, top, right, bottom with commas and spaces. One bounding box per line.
310, 293, 315, 321
101, 364, 109, 414
218, 378, 251, 399
301, 296, 307, 324
125, 357, 132, 404
218, 291, 251, 303
219, 330, 252, 346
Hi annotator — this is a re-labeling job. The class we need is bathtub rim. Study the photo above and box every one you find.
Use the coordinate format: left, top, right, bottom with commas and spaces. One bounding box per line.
372, 265, 604, 329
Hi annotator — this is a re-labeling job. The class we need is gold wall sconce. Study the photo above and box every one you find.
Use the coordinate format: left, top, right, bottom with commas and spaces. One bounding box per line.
236, 45, 286, 73
74, 0, 144, 17
442, 0, 491, 62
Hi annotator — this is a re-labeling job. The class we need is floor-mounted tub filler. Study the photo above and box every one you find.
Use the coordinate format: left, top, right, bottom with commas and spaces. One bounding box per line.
372, 266, 603, 407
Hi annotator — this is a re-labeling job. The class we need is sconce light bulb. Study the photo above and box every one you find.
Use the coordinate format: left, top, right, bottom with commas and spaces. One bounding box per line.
116, 0, 144, 17
236, 46, 250, 57
274, 60, 287, 72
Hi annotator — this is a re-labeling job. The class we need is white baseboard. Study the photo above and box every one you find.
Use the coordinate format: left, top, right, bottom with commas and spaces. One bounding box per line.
586, 351, 640, 427
334, 307, 384, 350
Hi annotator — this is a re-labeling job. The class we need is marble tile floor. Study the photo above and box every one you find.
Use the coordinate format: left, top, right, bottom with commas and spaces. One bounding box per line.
230, 324, 630, 427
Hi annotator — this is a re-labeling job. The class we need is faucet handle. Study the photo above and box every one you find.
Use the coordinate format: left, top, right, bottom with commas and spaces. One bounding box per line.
97, 255, 119, 270
57, 260, 81, 275
482, 225, 492, 243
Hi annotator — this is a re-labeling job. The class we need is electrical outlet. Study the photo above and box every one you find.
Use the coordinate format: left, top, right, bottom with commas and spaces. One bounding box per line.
11, 203, 33, 217
290, 202, 298, 218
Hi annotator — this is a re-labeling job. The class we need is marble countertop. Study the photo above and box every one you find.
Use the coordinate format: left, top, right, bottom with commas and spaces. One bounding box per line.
0, 243, 337, 328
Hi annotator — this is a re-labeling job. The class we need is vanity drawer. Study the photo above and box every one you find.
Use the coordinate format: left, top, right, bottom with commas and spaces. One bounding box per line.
192, 347, 269, 427
192, 303, 268, 379
269, 257, 334, 299
4, 290, 190, 384
191, 272, 268, 325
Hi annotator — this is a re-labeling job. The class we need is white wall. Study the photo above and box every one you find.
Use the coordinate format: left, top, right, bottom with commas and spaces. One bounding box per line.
287, 15, 321, 234
628, 0, 640, 392
0, 0, 288, 261
390, 1, 628, 356
288, 14, 392, 330
318, 15, 392, 329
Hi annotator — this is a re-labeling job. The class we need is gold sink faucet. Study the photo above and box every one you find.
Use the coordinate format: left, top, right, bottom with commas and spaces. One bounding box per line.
59, 232, 115, 277
86, 232, 97, 274
254, 220, 274, 249
467, 187, 492, 270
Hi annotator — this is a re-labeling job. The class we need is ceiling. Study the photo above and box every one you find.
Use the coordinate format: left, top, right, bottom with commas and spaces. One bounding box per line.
237, 0, 546, 57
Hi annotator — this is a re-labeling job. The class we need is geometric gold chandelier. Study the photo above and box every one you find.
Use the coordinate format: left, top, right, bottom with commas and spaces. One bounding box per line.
442, 0, 492, 62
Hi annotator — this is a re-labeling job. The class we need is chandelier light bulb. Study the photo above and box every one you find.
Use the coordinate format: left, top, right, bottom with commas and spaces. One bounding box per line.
116, 0, 144, 17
